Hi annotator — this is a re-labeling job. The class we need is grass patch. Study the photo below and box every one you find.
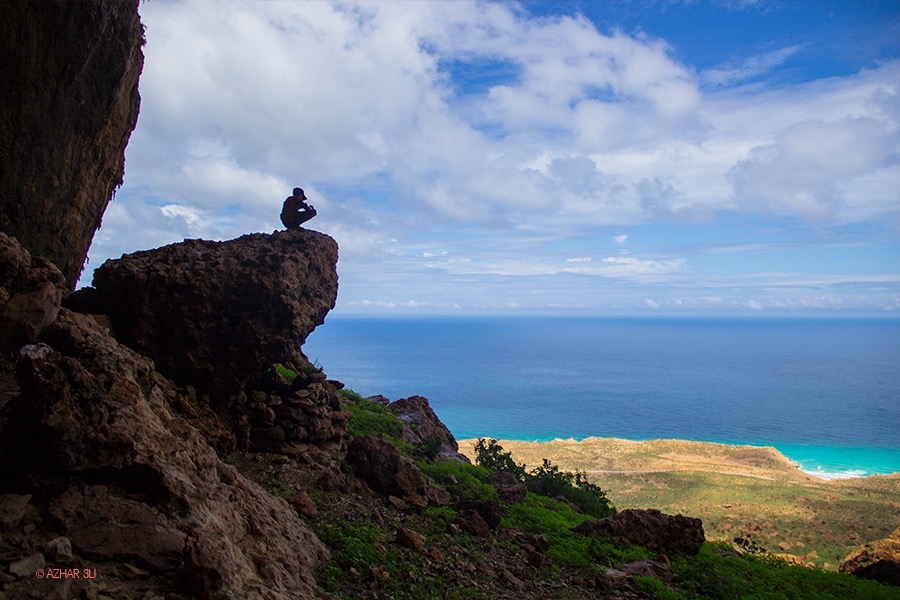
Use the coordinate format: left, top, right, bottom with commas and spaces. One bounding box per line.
418, 460, 497, 503
341, 390, 405, 440
502, 493, 649, 569
671, 542, 900, 600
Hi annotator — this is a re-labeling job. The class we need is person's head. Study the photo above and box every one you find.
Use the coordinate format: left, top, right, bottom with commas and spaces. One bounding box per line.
293, 187, 305, 199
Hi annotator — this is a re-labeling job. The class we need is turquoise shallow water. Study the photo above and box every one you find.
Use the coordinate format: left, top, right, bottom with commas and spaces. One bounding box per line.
305, 316, 900, 478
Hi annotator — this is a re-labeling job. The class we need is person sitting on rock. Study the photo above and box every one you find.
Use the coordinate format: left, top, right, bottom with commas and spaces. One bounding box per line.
280, 187, 317, 230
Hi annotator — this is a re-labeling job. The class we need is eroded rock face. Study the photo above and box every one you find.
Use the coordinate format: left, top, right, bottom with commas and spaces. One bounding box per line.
0, 0, 144, 289
0, 233, 68, 353
3, 310, 326, 599
841, 527, 900, 586
389, 395, 470, 462
572, 508, 705, 556
72, 229, 339, 402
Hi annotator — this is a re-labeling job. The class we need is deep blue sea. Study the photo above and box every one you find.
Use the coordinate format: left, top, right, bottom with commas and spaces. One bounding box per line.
304, 317, 900, 479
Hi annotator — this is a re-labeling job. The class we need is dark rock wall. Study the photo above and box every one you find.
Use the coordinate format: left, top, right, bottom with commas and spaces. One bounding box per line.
0, 0, 144, 290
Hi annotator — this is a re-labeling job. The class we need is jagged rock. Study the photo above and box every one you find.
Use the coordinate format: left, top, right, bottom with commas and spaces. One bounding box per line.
491, 470, 527, 504
239, 364, 349, 454
71, 230, 339, 404
50, 485, 186, 571
289, 490, 318, 519
572, 508, 705, 556
43, 537, 73, 564
0, 233, 67, 354
454, 510, 490, 537
0, 493, 31, 529
841, 527, 900, 586
2, 310, 326, 598
346, 436, 428, 502
620, 559, 673, 583
0, 0, 144, 289
388, 395, 470, 462
8, 552, 44, 578
460, 499, 502, 530
395, 527, 426, 551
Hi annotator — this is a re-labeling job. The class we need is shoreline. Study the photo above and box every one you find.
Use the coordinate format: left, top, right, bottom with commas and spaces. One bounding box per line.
456, 436, 900, 481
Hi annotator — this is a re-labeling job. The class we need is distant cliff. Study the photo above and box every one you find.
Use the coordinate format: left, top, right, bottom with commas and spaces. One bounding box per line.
0, 0, 143, 290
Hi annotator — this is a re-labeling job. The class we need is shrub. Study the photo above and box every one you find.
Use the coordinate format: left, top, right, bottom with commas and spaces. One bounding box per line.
526, 458, 615, 519
473, 438, 527, 481
474, 438, 615, 518
419, 435, 444, 461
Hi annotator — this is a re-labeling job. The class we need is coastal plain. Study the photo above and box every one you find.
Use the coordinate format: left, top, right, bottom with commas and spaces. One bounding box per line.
459, 437, 900, 571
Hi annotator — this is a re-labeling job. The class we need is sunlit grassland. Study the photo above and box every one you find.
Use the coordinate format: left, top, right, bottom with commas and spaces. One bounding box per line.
459, 437, 900, 570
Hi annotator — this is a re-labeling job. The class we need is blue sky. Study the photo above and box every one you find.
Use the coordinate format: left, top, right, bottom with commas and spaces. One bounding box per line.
85, 0, 900, 316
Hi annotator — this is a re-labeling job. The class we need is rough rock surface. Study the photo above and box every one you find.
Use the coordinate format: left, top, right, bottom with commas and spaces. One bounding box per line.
1, 309, 327, 599
237, 363, 349, 454
71, 229, 339, 401
0, 233, 68, 353
0, 0, 144, 289
389, 395, 471, 462
346, 435, 431, 505
572, 508, 705, 556
841, 526, 900, 586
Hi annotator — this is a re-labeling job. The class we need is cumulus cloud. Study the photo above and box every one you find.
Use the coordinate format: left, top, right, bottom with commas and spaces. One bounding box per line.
82, 0, 900, 314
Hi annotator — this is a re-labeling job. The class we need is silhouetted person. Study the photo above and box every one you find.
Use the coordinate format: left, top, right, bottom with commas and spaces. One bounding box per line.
281, 187, 317, 229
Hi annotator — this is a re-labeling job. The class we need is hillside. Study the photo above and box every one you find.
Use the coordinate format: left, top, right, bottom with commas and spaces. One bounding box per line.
459, 437, 900, 570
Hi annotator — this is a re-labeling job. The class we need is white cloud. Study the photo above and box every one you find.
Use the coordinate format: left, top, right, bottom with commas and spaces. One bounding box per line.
702, 46, 802, 87
80, 0, 899, 314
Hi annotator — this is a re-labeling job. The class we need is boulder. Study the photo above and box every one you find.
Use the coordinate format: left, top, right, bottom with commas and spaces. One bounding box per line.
2, 310, 327, 599
454, 510, 490, 537
841, 527, 900, 586
388, 395, 470, 462
572, 508, 705, 556
70, 229, 339, 402
346, 436, 427, 502
0, 233, 67, 353
491, 470, 527, 504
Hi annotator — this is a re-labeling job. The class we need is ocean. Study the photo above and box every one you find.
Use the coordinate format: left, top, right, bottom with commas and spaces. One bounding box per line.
304, 316, 900, 479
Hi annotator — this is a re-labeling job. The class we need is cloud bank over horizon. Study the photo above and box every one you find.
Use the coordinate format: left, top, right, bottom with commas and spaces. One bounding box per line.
87, 0, 900, 315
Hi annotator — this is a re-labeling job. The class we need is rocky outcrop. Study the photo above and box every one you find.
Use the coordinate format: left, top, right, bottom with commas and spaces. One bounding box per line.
572, 508, 705, 556
238, 363, 350, 454
346, 435, 435, 506
841, 527, 900, 586
0, 232, 68, 353
389, 395, 470, 462
0, 0, 143, 289
70, 229, 339, 403
1, 309, 326, 599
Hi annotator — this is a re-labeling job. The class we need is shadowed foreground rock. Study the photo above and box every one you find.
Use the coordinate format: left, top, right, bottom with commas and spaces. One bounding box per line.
2, 310, 327, 599
70, 229, 338, 401
572, 508, 705, 556
841, 526, 900, 586
0, 232, 68, 353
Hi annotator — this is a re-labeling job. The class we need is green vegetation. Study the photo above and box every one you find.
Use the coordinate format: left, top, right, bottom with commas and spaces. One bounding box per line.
273, 362, 298, 382
419, 459, 497, 503
474, 438, 615, 518
670, 542, 900, 600
300, 408, 899, 599
340, 389, 405, 440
